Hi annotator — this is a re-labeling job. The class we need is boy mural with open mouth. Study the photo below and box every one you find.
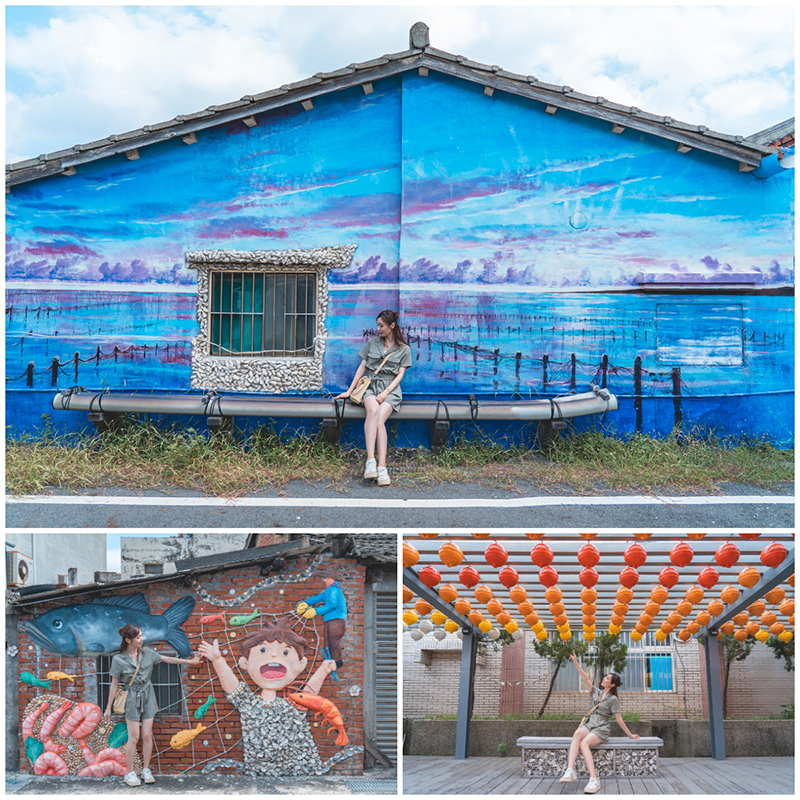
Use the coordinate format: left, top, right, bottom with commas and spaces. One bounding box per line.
198, 619, 336, 777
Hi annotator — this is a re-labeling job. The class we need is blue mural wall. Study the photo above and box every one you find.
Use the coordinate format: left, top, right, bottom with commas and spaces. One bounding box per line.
6, 70, 794, 445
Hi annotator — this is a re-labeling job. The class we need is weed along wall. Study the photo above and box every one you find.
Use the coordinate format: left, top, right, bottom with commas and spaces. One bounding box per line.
13, 555, 366, 777
6, 32, 794, 445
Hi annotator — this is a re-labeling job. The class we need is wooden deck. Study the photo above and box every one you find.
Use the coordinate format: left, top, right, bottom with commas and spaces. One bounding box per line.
403, 755, 795, 795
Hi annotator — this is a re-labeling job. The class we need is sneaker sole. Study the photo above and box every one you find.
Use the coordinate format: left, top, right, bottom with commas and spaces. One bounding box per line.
364, 473, 378, 480
559, 776, 576, 783
584, 785, 601, 794
377, 479, 391, 486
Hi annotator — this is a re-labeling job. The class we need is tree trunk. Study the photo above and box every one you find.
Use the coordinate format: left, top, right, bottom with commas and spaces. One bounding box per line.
537, 661, 562, 718
723, 658, 731, 719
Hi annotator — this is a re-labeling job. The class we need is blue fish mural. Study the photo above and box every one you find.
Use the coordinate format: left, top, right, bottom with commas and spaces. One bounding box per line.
22, 593, 195, 658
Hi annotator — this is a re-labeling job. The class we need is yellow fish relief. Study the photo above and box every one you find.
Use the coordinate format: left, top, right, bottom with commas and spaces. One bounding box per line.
170, 722, 207, 750
46, 671, 76, 683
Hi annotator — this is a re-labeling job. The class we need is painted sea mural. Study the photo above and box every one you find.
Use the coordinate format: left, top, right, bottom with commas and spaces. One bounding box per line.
5, 70, 794, 444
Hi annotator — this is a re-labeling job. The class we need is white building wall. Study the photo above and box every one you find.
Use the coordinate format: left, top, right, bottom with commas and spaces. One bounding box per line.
7, 533, 107, 587
120, 533, 249, 578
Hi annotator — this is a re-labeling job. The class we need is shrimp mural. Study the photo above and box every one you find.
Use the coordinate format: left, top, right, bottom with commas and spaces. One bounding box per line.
20, 694, 140, 776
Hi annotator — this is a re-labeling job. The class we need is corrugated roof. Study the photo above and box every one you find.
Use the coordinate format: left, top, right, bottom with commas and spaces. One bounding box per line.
6, 24, 780, 188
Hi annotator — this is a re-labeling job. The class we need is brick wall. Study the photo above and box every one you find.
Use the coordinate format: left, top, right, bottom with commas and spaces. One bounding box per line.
725, 641, 795, 718
16, 554, 365, 776
404, 633, 711, 720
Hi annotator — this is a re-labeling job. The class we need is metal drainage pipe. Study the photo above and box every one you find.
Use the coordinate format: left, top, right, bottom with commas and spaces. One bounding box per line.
53, 385, 618, 421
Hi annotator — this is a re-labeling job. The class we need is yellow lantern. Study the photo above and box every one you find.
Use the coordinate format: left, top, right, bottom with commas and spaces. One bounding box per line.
403, 586, 414, 603
479, 620, 493, 634
532, 622, 545, 633
536, 629, 548, 641
431, 610, 447, 626
403, 541, 419, 568
755, 629, 769, 643
505, 620, 519, 634
630, 630, 643, 642
444, 619, 459, 633
654, 630, 667, 642
609, 623, 622, 635
557, 622, 570, 632
403, 610, 418, 626
778, 630, 793, 643
559, 630, 572, 641
584, 631, 595, 642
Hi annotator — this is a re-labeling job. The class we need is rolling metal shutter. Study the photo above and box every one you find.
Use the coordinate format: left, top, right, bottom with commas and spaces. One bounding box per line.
374, 589, 398, 765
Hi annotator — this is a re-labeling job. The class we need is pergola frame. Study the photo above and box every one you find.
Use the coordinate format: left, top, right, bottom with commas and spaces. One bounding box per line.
403, 533, 795, 763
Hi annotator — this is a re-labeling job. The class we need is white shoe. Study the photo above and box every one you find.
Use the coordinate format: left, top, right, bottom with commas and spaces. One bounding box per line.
376, 466, 390, 486
584, 777, 601, 794
560, 767, 577, 783
364, 458, 378, 480
124, 772, 141, 787
141, 768, 155, 784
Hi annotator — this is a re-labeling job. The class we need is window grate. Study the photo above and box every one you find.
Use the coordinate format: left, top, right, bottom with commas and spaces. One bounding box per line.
97, 655, 184, 717
209, 270, 317, 357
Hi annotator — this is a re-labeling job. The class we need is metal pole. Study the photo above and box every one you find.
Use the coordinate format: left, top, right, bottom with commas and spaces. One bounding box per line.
455, 629, 477, 760
703, 635, 726, 760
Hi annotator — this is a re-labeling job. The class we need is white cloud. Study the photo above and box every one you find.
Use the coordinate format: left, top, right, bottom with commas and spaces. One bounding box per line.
6, 5, 794, 163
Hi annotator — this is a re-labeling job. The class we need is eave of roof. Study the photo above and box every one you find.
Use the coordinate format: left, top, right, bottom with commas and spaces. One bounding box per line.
6, 45, 779, 189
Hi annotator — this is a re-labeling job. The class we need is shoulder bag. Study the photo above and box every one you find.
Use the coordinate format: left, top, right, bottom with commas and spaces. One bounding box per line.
112, 658, 142, 714
579, 698, 604, 729
350, 350, 394, 405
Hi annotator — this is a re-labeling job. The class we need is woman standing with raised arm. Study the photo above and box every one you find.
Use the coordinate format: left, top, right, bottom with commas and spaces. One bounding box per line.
560, 651, 639, 794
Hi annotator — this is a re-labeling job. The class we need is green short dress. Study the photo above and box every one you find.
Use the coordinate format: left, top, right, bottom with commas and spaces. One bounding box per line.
358, 339, 412, 412
110, 646, 162, 721
580, 686, 621, 742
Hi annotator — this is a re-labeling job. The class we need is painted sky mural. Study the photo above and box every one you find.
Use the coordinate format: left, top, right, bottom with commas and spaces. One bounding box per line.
5, 69, 794, 442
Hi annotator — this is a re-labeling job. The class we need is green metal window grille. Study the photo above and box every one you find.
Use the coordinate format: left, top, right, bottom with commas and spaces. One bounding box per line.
97, 655, 184, 717
209, 271, 317, 357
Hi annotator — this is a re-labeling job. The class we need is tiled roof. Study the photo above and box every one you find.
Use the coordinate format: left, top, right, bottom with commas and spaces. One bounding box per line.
746, 117, 795, 146
6, 24, 780, 187
303, 534, 397, 563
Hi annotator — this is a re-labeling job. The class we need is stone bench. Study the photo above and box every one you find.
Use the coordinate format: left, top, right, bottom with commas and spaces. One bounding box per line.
516, 736, 663, 778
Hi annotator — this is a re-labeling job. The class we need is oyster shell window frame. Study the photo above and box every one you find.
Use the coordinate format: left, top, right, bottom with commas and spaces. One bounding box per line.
186, 245, 357, 393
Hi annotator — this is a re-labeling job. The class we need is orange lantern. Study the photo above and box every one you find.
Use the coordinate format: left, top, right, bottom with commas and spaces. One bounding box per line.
613, 602, 629, 616
770, 622, 785, 636
670, 542, 694, 567
645, 601, 661, 617
549, 603, 566, 616
696, 611, 711, 627
530, 542, 553, 567
496, 612, 512, 626
667, 611, 683, 627
524, 533, 546, 539
517, 601, 534, 617
439, 542, 464, 568
431, 610, 447, 626
544, 586, 563, 604
635, 622, 649, 634
720, 585, 740, 605
525, 613, 539, 626
686, 621, 700, 634
698, 568, 720, 589
419, 565, 442, 588
581, 586, 598, 604
765, 586, 786, 605
686, 533, 707, 540
553, 614, 568, 627
579, 568, 599, 588
745, 621, 760, 636
659, 567, 680, 589
486, 598, 504, 615
414, 599, 433, 615
454, 598, 472, 615
779, 599, 794, 616
403, 586, 414, 603
708, 600, 725, 617
474, 585, 493, 604
616, 587, 634, 604
539, 566, 559, 587
651, 586, 669, 605
760, 611, 777, 627
403, 541, 419, 568
738, 533, 761, 539
498, 566, 519, 588
789, 574, 795, 588
611, 614, 625, 626
685, 585, 704, 604
582, 605, 597, 617
678, 629, 692, 642
661, 622, 675, 635
509, 585, 528, 604
471, 533, 491, 538
714, 541, 740, 569
579, 532, 598, 539
484, 541, 508, 568
720, 621, 735, 635
619, 567, 640, 589
577, 543, 601, 568
417, 533, 439, 538
639, 613, 654, 626
624, 543, 648, 569
583, 615, 597, 626
468, 610, 483, 625
748, 600, 765, 616
459, 565, 481, 588
737, 567, 760, 589
761, 542, 788, 569
439, 584, 458, 603
676, 600, 693, 616
633, 533, 652, 540
734, 628, 748, 642
732, 611, 749, 626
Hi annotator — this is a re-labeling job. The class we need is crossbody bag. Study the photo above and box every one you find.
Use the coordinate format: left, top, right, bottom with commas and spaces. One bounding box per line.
350, 350, 394, 405
112, 658, 142, 714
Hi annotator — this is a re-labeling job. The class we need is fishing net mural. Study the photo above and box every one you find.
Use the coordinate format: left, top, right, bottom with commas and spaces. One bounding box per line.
17, 554, 363, 778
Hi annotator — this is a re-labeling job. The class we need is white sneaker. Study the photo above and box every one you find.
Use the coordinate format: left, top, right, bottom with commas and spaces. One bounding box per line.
364, 458, 378, 480
141, 768, 155, 784
584, 777, 601, 794
124, 772, 141, 787
376, 466, 390, 486
560, 767, 577, 783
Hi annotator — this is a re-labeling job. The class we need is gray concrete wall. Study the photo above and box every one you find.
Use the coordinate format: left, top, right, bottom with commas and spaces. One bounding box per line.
404, 719, 794, 759
121, 533, 248, 578
6, 612, 20, 773
8, 533, 107, 587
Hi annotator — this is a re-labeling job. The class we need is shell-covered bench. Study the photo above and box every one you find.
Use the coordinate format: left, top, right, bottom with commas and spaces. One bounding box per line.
516, 736, 663, 777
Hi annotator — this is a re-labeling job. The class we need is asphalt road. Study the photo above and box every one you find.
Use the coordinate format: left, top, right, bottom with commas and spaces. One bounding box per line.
5, 481, 794, 529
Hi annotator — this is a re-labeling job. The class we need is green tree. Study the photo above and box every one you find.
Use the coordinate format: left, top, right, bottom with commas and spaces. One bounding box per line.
531, 637, 588, 718
590, 633, 628, 687
714, 633, 754, 718
764, 635, 794, 672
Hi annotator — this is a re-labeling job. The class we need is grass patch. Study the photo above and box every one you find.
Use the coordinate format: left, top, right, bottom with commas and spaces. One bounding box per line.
6, 419, 793, 496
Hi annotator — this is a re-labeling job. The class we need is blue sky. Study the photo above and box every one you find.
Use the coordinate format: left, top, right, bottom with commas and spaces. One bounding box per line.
6, 5, 795, 164
106, 532, 171, 572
